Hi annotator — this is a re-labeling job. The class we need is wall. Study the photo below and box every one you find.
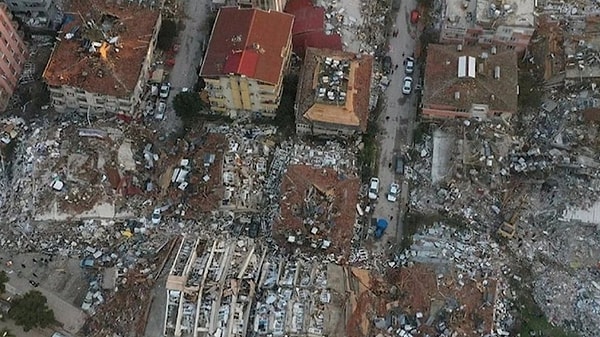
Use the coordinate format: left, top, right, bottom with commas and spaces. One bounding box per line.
0, 3, 27, 112
5, 0, 58, 27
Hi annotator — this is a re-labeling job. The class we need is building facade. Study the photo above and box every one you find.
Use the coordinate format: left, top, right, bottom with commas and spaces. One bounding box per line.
3, 0, 60, 28
439, 0, 535, 54
0, 2, 27, 112
200, 7, 294, 118
42, 0, 161, 117
295, 48, 373, 137
237, 0, 287, 12
422, 44, 518, 119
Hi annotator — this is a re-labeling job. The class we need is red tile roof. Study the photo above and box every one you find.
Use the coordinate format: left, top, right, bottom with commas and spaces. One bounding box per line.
284, 0, 342, 57
222, 50, 259, 78
423, 44, 518, 114
201, 7, 294, 85
42, 0, 159, 97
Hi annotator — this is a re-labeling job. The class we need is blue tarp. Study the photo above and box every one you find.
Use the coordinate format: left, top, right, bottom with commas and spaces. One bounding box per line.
377, 219, 388, 230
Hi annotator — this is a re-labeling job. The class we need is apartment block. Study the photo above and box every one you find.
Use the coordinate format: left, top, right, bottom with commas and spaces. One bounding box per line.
3, 0, 59, 27
422, 44, 518, 119
42, 0, 161, 117
440, 0, 535, 54
295, 48, 373, 137
0, 2, 27, 112
200, 7, 294, 118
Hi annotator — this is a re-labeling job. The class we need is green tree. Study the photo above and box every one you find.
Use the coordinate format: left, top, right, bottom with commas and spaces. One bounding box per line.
0, 271, 8, 294
157, 20, 178, 51
173, 91, 205, 125
8, 290, 55, 331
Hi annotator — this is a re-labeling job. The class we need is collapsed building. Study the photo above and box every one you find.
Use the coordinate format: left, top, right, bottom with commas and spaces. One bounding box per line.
276, 164, 360, 256
200, 7, 294, 117
295, 48, 373, 137
422, 44, 518, 119
42, 0, 162, 117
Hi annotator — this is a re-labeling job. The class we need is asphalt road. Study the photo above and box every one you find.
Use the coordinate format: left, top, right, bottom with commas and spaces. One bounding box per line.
160, 0, 212, 136
373, 0, 419, 249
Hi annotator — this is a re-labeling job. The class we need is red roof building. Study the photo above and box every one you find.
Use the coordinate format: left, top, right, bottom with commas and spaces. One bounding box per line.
284, 0, 342, 57
200, 7, 294, 116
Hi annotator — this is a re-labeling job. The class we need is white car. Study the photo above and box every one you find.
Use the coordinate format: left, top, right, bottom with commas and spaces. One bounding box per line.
156, 100, 166, 120
159, 83, 171, 98
387, 183, 400, 202
151, 208, 162, 225
405, 57, 415, 74
402, 76, 413, 95
368, 177, 380, 200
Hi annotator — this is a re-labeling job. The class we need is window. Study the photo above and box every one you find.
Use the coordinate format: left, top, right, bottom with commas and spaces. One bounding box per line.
66, 92, 75, 97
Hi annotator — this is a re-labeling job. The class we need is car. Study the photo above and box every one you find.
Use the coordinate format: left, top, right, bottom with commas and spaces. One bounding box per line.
368, 177, 380, 200
387, 183, 400, 202
410, 9, 421, 24
29, 280, 39, 287
395, 156, 405, 175
405, 56, 415, 74
159, 83, 171, 98
402, 76, 413, 95
151, 208, 161, 225
181, 87, 189, 93
382, 56, 392, 75
156, 100, 166, 120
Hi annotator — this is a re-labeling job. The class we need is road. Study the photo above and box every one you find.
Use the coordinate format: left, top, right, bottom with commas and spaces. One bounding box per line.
161, 0, 212, 135
373, 0, 419, 249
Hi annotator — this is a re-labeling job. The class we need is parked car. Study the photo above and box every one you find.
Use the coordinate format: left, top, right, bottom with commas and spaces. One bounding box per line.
405, 56, 415, 74
159, 82, 171, 98
156, 100, 166, 120
411, 9, 421, 24
382, 56, 392, 75
395, 156, 405, 175
402, 76, 413, 95
387, 183, 400, 202
151, 208, 161, 225
368, 177, 380, 200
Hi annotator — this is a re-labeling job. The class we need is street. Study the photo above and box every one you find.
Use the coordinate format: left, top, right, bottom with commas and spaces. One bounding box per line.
372, 0, 419, 248
161, 0, 212, 135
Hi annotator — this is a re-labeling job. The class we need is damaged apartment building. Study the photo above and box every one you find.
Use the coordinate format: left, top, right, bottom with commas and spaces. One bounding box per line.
422, 44, 518, 119
295, 48, 373, 137
42, 0, 162, 117
3, 0, 61, 28
0, 3, 28, 112
163, 235, 265, 337
199, 7, 294, 118
439, 0, 535, 54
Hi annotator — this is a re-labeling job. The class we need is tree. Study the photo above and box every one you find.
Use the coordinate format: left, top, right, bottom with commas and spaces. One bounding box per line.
8, 290, 55, 331
173, 91, 205, 125
0, 271, 8, 294
157, 20, 178, 51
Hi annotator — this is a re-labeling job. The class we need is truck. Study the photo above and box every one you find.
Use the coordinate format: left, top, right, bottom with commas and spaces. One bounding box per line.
374, 219, 388, 239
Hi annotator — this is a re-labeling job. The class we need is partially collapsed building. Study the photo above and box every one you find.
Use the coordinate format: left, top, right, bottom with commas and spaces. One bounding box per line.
295, 48, 372, 136
439, 0, 535, 54
42, 0, 161, 117
422, 44, 518, 119
200, 7, 294, 118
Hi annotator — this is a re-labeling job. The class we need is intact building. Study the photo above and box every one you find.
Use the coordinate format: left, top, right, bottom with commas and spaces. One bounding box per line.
200, 7, 294, 118
42, 0, 161, 117
295, 48, 372, 137
422, 44, 518, 119
3, 0, 60, 28
236, 0, 287, 12
440, 0, 535, 54
0, 2, 28, 112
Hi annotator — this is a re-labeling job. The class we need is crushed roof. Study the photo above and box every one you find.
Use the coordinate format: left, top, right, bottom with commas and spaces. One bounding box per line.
423, 44, 518, 113
200, 7, 294, 85
42, 0, 160, 97
296, 48, 373, 131
285, 0, 342, 56
276, 164, 359, 256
